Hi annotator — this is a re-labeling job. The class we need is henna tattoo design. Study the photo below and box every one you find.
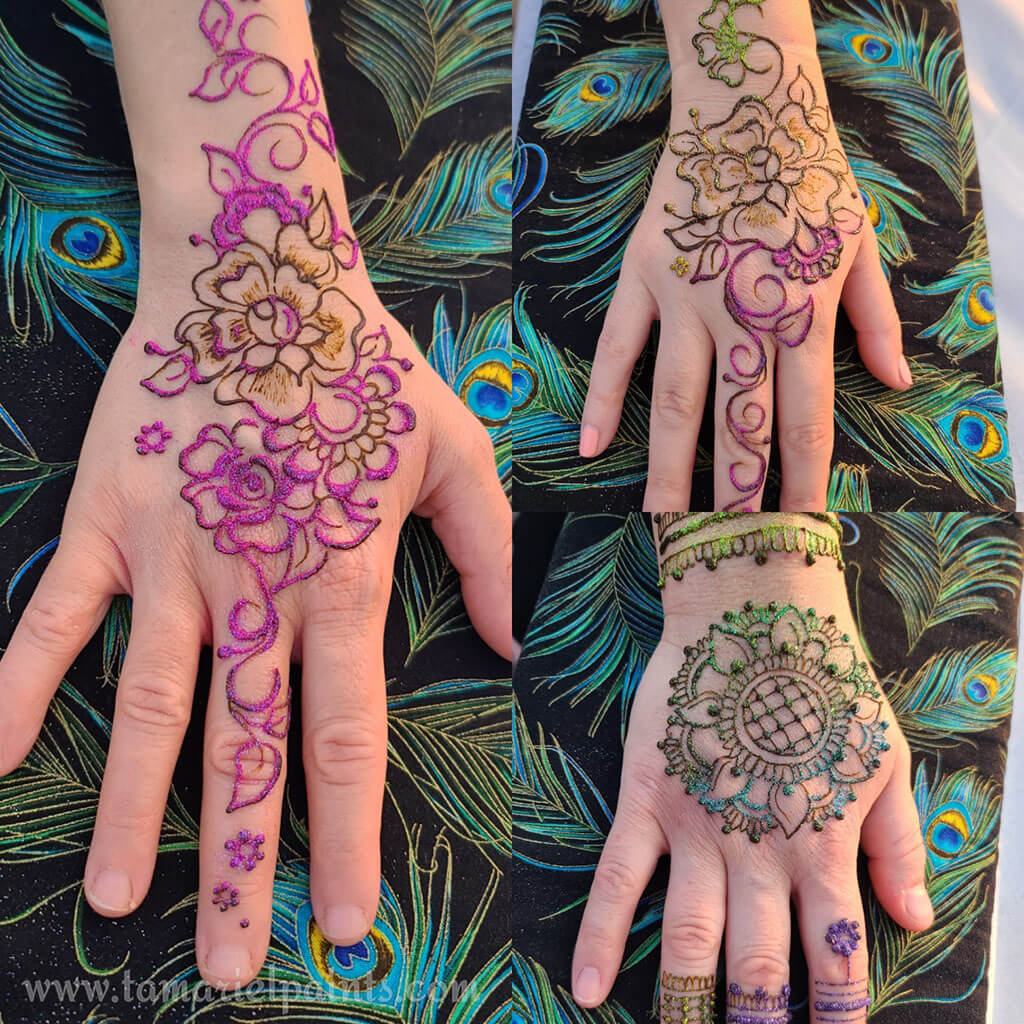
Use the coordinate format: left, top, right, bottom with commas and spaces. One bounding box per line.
725, 983, 791, 1024
814, 919, 870, 1021
212, 881, 240, 911
653, 512, 844, 587
658, 603, 889, 840
135, 421, 173, 455
225, 828, 266, 870
134, 1, 415, 813
665, 0, 863, 508
661, 972, 716, 1024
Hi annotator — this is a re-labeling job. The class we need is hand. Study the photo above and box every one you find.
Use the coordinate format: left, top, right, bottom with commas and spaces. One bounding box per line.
571, 544, 933, 1021
0, 197, 514, 988
579, 0, 910, 511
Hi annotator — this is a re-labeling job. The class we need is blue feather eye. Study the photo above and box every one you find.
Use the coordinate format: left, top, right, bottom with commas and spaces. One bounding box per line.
925, 803, 971, 859
965, 280, 996, 327
488, 174, 514, 213
454, 353, 537, 425
963, 673, 995, 705
296, 901, 400, 994
846, 32, 896, 65
49, 215, 126, 271
580, 73, 620, 102
950, 410, 1005, 461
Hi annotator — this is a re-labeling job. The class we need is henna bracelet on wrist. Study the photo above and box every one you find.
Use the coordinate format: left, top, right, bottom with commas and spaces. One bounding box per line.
653, 512, 845, 587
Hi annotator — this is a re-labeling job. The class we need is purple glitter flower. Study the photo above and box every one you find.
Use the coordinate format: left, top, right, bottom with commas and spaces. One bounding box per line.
212, 881, 240, 911
135, 421, 173, 455
826, 918, 861, 957
225, 828, 266, 871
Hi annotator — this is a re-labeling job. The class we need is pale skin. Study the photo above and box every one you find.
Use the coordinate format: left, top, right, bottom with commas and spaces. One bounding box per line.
0, 0, 515, 990
578, 0, 911, 511
571, 546, 934, 1021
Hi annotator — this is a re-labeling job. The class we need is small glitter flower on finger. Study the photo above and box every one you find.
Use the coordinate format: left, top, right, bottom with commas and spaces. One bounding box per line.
212, 882, 240, 911
135, 421, 173, 455
826, 918, 861, 957
225, 828, 266, 871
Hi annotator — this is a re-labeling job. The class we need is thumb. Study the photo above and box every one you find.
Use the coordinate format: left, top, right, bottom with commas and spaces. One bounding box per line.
841, 223, 912, 391
415, 400, 517, 663
860, 737, 934, 932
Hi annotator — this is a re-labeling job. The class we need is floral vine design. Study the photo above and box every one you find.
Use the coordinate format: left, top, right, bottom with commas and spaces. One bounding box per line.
666, 0, 863, 508
136, 0, 414, 814
658, 603, 889, 841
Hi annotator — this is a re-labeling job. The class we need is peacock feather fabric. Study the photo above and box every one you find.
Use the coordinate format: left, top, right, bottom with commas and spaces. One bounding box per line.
512, 0, 1014, 512
511, 511, 1022, 1024
0, 2, 511, 1021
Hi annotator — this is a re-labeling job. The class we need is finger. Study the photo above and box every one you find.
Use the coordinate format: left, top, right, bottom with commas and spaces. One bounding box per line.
303, 584, 389, 948
724, 865, 791, 1023
84, 575, 202, 917
580, 260, 657, 458
860, 739, 933, 931
573, 800, 665, 1007
196, 606, 293, 989
417, 407, 515, 661
0, 537, 120, 773
775, 330, 835, 511
658, 847, 726, 1023
644, 315, 713, 511
841, 227, 910, 391
713, 331, 775, 511
795, 871, 871, 1024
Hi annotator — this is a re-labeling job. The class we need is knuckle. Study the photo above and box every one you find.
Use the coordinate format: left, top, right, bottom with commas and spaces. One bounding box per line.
205, 727, 254, 785
653, 380, 701, 424
783, 419, 833, 453
594, 330, 637, 368
592, 853, 642, 904
304, 716, 382, 786
21, 592, 97, 656
660, 914, 721, 960
116, 676, 192, 732
731, 949, 791, 985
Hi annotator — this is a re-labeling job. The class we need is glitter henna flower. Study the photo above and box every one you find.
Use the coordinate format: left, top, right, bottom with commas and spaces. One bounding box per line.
659, 603, 890, 840
692, 0, 762, 86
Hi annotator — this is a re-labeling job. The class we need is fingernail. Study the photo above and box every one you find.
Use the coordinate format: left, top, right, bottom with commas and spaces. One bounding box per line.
89, 868, 133, 913
898, 355, 913, 388
904, 885, 933, 926
574, 965, 601, 1005
324, 904, 369, 946
579, 425, 599, 458
205, 945, 253, 987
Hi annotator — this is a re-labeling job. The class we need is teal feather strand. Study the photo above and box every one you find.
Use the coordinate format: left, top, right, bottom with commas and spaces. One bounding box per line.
827, 462, 872, 510
874, 512, 1022, 650
100, 594, 132, 688
513, 950, 637, 1024
833, 350, 1012, 506
907, 214, 997, 361
535, 3, 582, 52
575, 0, 655, 21
839, 126, 928, 274
511, 701, 612, 868
526, 137, 662, 316
815, 0, 974, 211
425, 294, 513, 483
869, 761, 998, 1012
55, 0, 113, 63
351, 130, 511, 287
522, 513, 661, 733
512, 287, 653, 489
337, 0, 511, 156
531, 35, 669, 143
0, 20, 139, 362
887, 641, 1017, 742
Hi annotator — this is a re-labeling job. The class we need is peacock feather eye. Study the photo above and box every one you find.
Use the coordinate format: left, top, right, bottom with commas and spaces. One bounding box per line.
580, 72, 620, 102
49, 215, 126, 271
963, 673, 995, 706
297, 901, 397, 994
950, 410, 1005, 461
457, 357, 512, 425
847, 32, 895, 64
487, 173, 515, 213
964, 279, 996, 327
925, 805, 970, 859
859, 186, 884, 230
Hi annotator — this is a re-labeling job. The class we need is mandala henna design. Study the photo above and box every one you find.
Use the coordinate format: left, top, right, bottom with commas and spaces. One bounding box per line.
666, 0, 863, 508
134, 1, 415, 813
658, 603, 889, 841
725, 983, 791, 1024
653, 512, 844, 587
814, 919, 870, 1021
661, 972, 716, 1024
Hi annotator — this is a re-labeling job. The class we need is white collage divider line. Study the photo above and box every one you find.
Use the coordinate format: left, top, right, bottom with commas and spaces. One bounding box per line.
511, 1, 1024, 1017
